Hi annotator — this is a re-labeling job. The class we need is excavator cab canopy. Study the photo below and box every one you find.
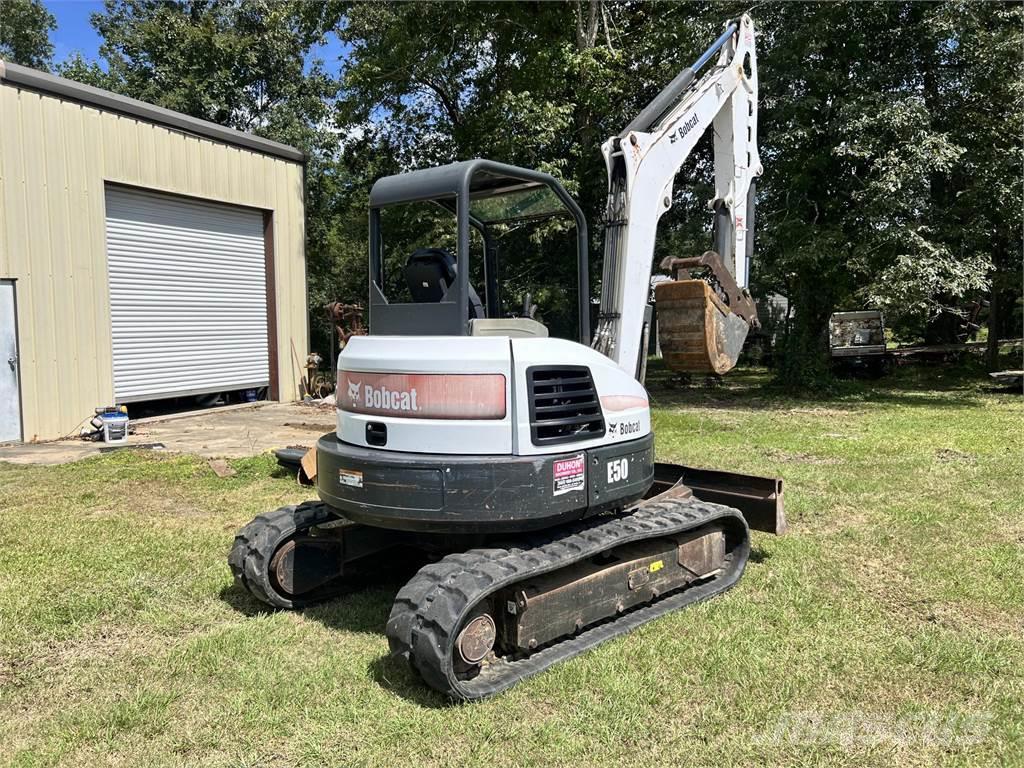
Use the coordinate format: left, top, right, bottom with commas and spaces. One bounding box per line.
367, 160, 590, 342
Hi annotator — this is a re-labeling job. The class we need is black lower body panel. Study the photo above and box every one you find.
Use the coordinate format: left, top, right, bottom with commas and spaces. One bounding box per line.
315, 432, 654, 534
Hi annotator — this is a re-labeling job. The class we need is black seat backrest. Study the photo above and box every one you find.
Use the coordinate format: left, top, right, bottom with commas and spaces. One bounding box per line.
404, 248, 484, 319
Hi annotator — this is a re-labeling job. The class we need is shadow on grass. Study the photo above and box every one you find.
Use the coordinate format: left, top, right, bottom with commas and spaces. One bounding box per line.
219, 565, 410, 633
219, 558, 455, 707
219, 583, 275, 617
367, 655, 452, 708
644, 357, 1006, 413
748, 546, 770, 564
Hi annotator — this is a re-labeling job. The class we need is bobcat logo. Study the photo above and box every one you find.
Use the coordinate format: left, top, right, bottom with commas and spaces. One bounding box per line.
347, 380, 361, 404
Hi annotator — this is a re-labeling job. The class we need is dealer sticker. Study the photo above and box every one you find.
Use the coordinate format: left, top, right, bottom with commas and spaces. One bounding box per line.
552, 454, 586, 496
338, 468, 364, 489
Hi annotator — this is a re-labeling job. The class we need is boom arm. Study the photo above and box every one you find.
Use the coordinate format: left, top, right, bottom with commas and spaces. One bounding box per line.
592, 14, 763, 377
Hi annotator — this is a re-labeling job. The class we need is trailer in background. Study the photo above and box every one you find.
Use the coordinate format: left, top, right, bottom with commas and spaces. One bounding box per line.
829, 310, 892, 377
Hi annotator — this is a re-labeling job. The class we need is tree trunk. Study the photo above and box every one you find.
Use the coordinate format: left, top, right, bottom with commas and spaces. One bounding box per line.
924, 304, 961, 345
776, 280, 834, 389
986, 281, 1000, 370
986, 242, 1006, 371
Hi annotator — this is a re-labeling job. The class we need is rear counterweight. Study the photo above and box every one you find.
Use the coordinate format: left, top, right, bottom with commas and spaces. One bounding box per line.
315, 432, 654, 534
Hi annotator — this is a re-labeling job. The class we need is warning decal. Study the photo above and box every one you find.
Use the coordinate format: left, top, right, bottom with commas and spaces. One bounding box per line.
552, 454, 586, 496
338, 469, 364, 489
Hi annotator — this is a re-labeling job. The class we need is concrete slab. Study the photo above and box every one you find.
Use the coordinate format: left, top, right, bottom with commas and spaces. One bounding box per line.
0, 402, 336, 465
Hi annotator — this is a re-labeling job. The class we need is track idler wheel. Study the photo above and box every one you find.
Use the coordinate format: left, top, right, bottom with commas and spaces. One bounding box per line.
228, 501, 345, 609
456, 613, 497, 667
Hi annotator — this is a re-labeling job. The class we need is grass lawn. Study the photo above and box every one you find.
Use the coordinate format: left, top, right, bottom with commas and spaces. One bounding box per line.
1, 362, 1021, 767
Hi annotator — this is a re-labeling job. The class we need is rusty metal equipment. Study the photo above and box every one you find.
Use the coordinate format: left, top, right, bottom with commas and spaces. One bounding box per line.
655, 251, 760, 375
498, 527, 726, 653
652, 462, 786, 535
326, 302, 366, 350
317, 302, 368, 397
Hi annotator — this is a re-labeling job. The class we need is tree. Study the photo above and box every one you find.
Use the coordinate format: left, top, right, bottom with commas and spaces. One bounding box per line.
751, 2, 940, 382
0, 0, 56, 70
744, 1, 1021, 383
927, 2, 1023, 367
55, 52, 116, 88
91, 0, 335, 149
330, 1, 728, 335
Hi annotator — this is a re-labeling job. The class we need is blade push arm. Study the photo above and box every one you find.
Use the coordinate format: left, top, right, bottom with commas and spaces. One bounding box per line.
592, 14, 763, 377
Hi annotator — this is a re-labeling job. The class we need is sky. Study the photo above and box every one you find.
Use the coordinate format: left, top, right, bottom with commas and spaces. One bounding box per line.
47, 1, 104, 64
44, 0, 347, 76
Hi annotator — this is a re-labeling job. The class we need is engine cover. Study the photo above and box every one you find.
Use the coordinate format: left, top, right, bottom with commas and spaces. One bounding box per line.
334, 335, 651, 458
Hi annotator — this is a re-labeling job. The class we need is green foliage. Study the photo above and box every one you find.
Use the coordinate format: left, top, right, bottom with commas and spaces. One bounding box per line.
745, 1, 1022, 380
22, 0, 1022, 383
54, 52, 116, 88
331, 1, 1022, 384
0, 0, 55, 69
91, 0, 336, 150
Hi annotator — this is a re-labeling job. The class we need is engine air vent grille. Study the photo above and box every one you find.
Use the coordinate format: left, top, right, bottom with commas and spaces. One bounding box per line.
527, 365, 604, 446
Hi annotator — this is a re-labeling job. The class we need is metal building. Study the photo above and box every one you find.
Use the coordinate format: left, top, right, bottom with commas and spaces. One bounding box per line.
0, 61, 308, 443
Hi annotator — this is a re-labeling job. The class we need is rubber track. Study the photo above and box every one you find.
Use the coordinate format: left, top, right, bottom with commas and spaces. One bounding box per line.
386, 497, 750, 701
228, 501, 341, 609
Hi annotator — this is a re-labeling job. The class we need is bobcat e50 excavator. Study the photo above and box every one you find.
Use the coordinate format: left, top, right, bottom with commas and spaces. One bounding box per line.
230, 14, 784, 701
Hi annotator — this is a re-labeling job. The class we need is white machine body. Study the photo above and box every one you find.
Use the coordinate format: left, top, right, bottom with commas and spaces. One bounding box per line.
337, 335, 649, 457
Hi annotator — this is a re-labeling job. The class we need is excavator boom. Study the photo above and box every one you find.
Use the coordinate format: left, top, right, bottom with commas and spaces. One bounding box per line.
592, 15, 763, 378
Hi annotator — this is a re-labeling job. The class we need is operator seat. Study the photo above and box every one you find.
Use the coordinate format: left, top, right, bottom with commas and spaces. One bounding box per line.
404, 248, 484, 320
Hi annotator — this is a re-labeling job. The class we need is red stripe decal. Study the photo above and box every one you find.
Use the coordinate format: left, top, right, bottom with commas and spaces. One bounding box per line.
600, 395, 649, 412
337, 371, 506, 420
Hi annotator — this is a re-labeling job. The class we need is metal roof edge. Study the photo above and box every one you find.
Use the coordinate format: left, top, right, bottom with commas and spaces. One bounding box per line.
0, 60, 305, 164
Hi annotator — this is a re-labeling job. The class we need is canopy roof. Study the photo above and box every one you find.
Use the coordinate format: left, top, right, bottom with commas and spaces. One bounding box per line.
369, 159, 575, 225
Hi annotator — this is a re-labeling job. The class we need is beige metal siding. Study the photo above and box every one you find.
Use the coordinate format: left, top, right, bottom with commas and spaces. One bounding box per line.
0, 83, 307, 441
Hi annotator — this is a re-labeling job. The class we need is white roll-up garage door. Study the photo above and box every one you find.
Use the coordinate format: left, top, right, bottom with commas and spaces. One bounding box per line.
105, 186, 270, 402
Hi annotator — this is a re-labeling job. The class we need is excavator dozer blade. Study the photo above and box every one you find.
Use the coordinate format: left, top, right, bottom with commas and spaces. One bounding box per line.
655, 279, 750, 375
649, 462, 786, 535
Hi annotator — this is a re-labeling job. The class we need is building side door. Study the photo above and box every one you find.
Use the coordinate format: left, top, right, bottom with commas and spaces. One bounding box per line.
0, 280, 23, 443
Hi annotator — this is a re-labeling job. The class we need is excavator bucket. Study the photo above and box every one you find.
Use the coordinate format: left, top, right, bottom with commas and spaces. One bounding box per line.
655, 279, 751, 375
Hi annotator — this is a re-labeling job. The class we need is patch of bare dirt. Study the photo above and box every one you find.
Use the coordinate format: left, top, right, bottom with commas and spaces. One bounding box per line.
85, 492, 207, 518
934, 448, 977, 464
297, 397, 336, 411
764, 448, 842, 465
781, 407, 855, 418
797, 501, 876, 534
282, 422, 330, 432
925, 601, 1024, 636
841, 550, 1022, 636
0, 654, 21, 688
